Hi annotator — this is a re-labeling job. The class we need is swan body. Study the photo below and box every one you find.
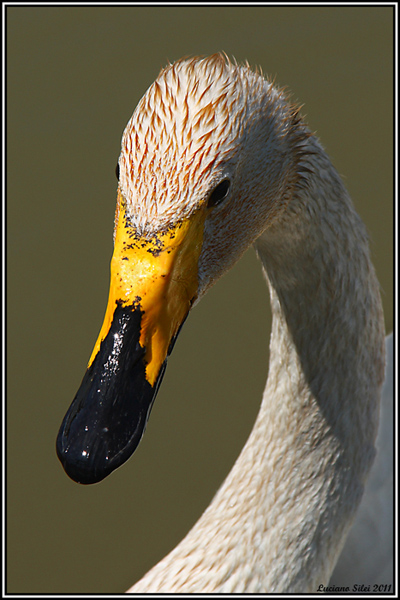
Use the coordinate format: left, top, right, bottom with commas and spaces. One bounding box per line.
57, 55, 386, 593
329, 333, 393, 588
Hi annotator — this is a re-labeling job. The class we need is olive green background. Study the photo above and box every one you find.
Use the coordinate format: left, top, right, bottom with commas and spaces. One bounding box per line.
7, 5, 393, 594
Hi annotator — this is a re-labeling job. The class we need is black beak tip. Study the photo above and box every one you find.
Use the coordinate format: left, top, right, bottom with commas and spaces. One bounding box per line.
56, 428, 114, 485
56, 302, 172, 485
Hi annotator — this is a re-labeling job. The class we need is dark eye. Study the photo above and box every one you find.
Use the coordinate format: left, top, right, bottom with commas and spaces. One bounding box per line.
115, 163, 120, 180
207, 179, 230, 208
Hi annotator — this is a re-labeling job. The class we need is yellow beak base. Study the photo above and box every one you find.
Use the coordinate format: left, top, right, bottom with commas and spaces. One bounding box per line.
89, 191, 206, 386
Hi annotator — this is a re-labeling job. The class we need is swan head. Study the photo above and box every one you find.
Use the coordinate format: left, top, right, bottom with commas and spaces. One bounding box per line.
119, 54, 306, 297
56, 54, 308, 484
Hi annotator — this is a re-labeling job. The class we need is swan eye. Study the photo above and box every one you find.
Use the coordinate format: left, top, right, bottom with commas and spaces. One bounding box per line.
207, 179, 230, 208
115, 163, 120, 180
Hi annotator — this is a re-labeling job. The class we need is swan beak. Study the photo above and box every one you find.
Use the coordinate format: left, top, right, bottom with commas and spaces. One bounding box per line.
56, 190, 206, 484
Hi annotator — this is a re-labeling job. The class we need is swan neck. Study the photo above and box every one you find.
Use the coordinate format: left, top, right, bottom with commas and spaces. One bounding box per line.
255, 142, 385, 457
243, 147, 386, 588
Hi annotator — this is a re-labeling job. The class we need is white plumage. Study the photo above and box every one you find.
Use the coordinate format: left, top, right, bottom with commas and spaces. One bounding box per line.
105, 54, 388, 593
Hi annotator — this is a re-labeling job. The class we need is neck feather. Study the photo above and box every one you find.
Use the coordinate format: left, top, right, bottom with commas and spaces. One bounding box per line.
249, 139, 386, 590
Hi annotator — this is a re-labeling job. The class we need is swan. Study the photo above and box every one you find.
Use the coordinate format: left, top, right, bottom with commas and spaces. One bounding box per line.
56, 54, 387, 593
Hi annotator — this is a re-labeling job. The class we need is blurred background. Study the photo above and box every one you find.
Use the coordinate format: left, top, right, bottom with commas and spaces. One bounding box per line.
7, 5, 393, 594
